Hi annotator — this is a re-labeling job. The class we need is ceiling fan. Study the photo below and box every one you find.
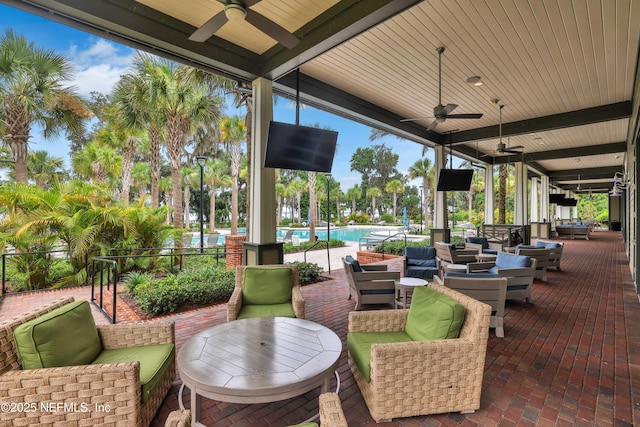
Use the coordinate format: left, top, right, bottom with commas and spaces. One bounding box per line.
401, 47, 483, 131
189, 0, 300, 49
490, 104, 523, 155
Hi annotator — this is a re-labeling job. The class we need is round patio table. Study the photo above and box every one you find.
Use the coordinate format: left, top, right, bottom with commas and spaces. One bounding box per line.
177, 317, 341, 426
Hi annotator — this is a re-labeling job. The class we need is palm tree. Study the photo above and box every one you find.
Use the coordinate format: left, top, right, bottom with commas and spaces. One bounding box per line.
182, 165, 197, 230
219, 115, 246, 234
275, 182, 286, 225
0, 30, 92, 183
366, 187, 382, 221
27, 150, 65, 189
290, 178, 307, 224
131, 162, 151, 203
71, 141, 122, 186
203, 158, 231, 232
159, 176, 173, 225
408, 158, 434, 232
498, 164, 508, 223
385, 179, 404, 223
130, 54, 222, 232
346, 185, 362, 215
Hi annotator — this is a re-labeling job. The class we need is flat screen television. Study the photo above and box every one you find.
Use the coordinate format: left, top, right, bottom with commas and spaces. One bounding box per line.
549, 194, 565, 204
559, 198, 577, 206
436, 169, 474, 191
264, 121, 338, 173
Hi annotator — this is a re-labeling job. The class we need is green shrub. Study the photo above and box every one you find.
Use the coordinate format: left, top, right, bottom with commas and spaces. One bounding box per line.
123, 271, 154, 296
373, 239, 431, 256
283, 238, 345, 254
288, 261, 323, 285
134, 266, 235, 316
380, 213, 394, 223
347, 213, 370, 224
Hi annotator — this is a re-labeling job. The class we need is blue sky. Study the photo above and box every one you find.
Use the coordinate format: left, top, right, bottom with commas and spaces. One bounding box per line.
0, 4, 432, 192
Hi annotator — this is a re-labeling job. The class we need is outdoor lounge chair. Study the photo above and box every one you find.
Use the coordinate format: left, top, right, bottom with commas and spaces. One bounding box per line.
347, 283, 491, 422
434, 274, 508, 337
435, 242, 479, 271
465, 236, 502, 255
404, 246, 438, 280
467, 252, 537, 303
516, 246, 552, 281
227, 264, 305, 321
342, 256, 399, 310
0, 297, 176, 427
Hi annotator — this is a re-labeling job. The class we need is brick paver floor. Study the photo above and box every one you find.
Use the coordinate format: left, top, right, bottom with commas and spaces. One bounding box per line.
1, 230, 638, 426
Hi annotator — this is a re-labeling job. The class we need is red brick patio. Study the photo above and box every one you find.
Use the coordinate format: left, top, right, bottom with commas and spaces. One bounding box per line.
1, 230, 638, 426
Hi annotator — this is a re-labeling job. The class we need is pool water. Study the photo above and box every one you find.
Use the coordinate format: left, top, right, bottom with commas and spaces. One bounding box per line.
276, 227, 401, 242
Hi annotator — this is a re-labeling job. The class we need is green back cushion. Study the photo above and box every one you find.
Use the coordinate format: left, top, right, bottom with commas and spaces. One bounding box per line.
242, 267, 292, 305
14, 300, 101, 370
237, 303, 295, 320
92, 344, 175, 403
347, 331, 412, 382
404, 286, 466, 341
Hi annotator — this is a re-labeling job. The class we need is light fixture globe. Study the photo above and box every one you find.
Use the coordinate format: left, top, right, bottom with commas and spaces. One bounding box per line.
196, 156, 207, 167
225, 4, 247, 22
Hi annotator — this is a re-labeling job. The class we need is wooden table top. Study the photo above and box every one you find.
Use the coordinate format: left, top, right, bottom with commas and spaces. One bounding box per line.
178, 317, 342, 404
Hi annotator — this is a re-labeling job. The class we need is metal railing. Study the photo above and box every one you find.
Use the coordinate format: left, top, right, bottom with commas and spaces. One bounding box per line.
360, 233, 407, 260
302, 240, 331, 273
90, 248, 237, 323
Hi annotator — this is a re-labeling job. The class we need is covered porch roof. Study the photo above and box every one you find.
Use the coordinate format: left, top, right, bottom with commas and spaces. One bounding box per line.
6, 0, 639, 193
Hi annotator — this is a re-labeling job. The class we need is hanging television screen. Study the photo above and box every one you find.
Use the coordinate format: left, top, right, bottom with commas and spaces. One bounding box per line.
264, 121, 338, 173
549, 194, 565, 204
436, 169, 474, 191
559, 197, 578, 206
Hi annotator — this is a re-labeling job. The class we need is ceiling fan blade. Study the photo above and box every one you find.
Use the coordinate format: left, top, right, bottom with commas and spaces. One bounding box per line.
446, 113, 483, 119
441, 103, 458, 115
426, 121, 439, 131
508, 145, 524, 149
189, 12, 228, 42
245, 9, 300, 48
400, 117, 433, 122
242, 0, 262, 6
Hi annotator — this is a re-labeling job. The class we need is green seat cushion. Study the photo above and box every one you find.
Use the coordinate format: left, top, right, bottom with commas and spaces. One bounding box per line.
92, 343, 175, 403
404, 286, 465, 341
14, 300, 101, 370
237, 303, 295, 320
242, 267, 292, 305
347, 331, 412, 382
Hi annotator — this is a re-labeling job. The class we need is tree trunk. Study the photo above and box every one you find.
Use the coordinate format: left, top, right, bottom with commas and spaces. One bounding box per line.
209, 190, 216, 232
184, 184, 190, 230
498, 164, 507, 223
149, 127, 161, 208
120, 136, 135, 204
309, 172, 316, 242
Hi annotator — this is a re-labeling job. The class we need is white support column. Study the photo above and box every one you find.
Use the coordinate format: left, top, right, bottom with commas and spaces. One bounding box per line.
540, 175, 550, 223
484, 165, 494, 224
434, 145, 447, 228
514, 162, 528, 225
530, 177, 539, 222
248, 77, 276, 244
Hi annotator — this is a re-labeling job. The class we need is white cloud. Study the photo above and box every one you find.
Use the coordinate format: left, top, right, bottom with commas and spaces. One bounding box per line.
65, 38, 135, 98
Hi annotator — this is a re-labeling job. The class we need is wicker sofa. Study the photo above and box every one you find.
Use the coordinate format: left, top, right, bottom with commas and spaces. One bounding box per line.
0, 297, 175, 427
347, 283, 491, 422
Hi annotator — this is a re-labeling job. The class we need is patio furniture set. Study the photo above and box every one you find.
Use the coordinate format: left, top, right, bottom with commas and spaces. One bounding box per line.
0, 239, 563, 426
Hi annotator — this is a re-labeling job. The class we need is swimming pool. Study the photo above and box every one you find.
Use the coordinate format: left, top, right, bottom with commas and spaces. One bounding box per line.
276, 226, 403, 242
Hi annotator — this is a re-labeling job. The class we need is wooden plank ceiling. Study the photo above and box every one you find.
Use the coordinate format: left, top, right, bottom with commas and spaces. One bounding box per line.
7, 0, 640, 192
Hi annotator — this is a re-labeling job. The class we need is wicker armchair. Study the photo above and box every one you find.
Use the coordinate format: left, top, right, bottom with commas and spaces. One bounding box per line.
228, 264, 305, 321
165, 409, 191, 427
0, 297, 175, 427
347, 283, 491, 422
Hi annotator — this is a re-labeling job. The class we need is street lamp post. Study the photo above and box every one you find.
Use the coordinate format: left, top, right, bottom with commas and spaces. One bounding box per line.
196, 156, 207, 253
419, 185, 423, 234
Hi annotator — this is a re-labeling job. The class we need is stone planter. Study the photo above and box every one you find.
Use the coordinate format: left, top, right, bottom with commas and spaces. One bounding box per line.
356, 251, 402, 265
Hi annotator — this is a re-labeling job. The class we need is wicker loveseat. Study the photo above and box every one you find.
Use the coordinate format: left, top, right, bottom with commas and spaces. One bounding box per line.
347, 283, 491, 422
0, 297, 175, 427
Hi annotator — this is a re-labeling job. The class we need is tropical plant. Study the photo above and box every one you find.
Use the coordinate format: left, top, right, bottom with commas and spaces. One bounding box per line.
408, 158, 434, 232
0, 30, 92, 183
346, 185, 362, 215
203, 158, 231, 232
385, 179, 404, 222
219, 115, 246, 234
366, 186, 382, 221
